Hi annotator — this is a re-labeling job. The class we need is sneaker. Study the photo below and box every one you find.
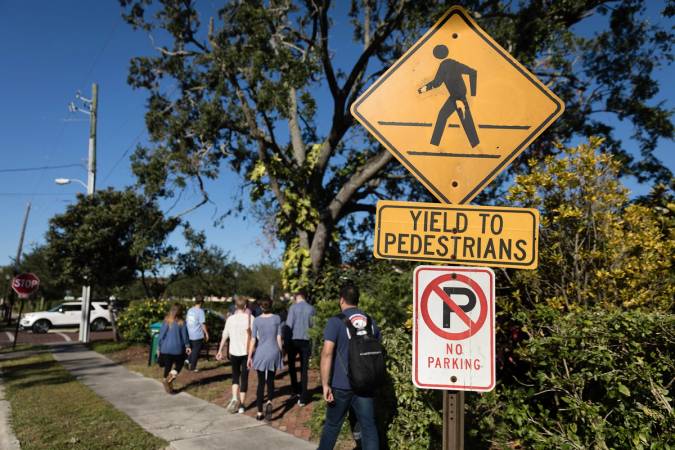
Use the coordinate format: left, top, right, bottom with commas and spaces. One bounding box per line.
226, 398, 240, 414
256, 413, 264, 421
237, 407, 245, 414
184, 359, 190, 367
264, 402, 273, 421
192, 369, 199, 373
297, 399, 306, 407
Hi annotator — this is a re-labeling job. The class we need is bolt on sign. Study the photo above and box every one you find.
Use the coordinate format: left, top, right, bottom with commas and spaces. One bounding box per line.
374, 200, 539, 269
351, 5, 564, 204
413, 266, 495, 391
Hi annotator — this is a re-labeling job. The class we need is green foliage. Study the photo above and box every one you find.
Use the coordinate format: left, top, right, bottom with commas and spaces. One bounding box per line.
467, 306, 675, 450
307, 260, 412, 352
203, 308, 225, 344
45, 188, 178, 296
120, 0, 673, 288
117, 298, 225, 344
381, 326, 442, 449
508, 138, 675, 311
16, 245, 67, 300
309, 138, 675, 448
117, 299, 169, 343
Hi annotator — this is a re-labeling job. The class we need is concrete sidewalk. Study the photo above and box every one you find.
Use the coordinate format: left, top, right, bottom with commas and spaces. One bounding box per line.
0, 369, 21, 450
51, 344, 315, 450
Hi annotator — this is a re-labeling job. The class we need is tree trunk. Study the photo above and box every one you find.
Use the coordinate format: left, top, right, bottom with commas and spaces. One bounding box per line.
309, 220, 331, 273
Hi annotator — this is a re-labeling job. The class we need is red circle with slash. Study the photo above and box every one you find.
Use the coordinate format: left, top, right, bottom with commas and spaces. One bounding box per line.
420, 273, 488, 340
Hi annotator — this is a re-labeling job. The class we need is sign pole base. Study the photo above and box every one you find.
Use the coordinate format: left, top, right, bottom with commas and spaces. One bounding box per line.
443, 390, 464, 450
12, 301, 24, 350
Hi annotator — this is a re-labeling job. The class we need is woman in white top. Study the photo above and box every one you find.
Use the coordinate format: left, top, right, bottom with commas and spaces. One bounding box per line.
216, 295, 251, 414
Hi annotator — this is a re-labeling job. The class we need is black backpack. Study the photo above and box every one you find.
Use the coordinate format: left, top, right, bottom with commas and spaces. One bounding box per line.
337, 313, 386, 396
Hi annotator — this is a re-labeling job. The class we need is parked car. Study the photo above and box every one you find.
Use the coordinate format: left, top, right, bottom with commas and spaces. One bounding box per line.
19, 302, 112, 334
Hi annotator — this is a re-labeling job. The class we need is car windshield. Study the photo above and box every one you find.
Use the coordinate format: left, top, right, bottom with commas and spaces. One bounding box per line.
48, 304, 64, 312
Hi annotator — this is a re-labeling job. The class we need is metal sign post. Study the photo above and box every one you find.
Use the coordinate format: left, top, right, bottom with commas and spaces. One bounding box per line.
443, 391, 464, 450
11, 273, 40, 349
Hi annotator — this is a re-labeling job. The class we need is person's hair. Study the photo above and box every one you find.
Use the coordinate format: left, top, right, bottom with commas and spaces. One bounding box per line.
339, 282, 359, 306
234, 295, 247, 311
295, 288, 308, 300
195, 296, 204, 305
259, 296, 273, 313
164, 303, 185, 326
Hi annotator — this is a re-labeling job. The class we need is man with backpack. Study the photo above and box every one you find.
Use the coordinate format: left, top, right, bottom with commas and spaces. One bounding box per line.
318, 282, 385, 450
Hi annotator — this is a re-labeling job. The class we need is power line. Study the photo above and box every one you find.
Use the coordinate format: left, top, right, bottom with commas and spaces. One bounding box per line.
101, 128, 146, 183
0, 163, 83, 174
0, 192, 77, 197
101, 83, 181, 184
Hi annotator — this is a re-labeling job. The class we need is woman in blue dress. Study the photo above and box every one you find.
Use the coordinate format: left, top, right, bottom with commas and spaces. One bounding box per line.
247, 297, 283, 421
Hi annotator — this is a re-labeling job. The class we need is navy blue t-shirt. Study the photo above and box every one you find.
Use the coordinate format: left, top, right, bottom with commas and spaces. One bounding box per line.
323, 307, 380, 390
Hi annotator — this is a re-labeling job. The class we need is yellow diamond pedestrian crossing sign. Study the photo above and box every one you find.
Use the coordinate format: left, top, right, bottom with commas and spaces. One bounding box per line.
351, 6, 564, 204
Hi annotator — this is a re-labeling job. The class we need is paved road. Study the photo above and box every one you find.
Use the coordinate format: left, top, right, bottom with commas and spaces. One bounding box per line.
0, 328, 113, 347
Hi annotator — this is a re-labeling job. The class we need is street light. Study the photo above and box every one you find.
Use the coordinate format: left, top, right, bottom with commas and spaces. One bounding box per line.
54, 175, 94, 344
54, 178, 88, 189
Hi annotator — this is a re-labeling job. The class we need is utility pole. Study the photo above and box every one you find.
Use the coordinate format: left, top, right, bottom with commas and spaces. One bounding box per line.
5, 202, 31, 325
70, 83, 98, 343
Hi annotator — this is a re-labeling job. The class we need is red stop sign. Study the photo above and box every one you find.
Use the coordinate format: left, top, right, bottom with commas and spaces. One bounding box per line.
12, 273, 40, 298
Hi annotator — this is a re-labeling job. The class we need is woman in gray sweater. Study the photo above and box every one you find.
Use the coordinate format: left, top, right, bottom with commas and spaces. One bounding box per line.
247, 297, 283, 421
158, 303, 192, 393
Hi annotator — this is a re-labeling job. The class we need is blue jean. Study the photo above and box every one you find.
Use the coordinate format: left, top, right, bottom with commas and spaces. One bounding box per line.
318, 388, 379, 450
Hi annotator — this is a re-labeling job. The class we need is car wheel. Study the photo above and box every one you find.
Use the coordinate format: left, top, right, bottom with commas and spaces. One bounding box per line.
91, 318, 108, 332
32, 319, 51, 334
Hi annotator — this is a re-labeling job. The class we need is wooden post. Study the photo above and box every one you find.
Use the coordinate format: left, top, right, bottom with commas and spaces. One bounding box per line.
443, 390, 464, 450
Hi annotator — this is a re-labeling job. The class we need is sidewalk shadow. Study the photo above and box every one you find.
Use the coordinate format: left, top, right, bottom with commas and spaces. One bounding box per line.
174, 370, 232, 393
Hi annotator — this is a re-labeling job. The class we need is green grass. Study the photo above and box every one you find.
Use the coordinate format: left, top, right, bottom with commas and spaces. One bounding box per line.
0, 352, 167, 450
87, 341, 130, 354
0, 344, 47, 354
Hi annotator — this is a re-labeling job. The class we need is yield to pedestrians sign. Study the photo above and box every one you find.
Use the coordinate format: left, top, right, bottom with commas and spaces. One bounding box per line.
412, 266, 495, 391
351, 6, 564, 204
374, 200, 540, 269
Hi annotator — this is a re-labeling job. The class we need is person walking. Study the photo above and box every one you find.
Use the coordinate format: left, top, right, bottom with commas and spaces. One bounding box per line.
157, 303, 192, 394
216, 295, 252, 414
318, 282, 384, 450
186, 297, 209, 372
286, 288, 315, 406
247, 297, 283, 421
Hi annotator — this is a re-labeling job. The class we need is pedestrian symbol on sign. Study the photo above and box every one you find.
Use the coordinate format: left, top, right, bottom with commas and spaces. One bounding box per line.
418, 44, 479, 148
351, 5, 565, 204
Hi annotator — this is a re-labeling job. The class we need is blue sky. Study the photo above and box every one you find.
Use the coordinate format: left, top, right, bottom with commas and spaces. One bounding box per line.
0, 1, 672, 268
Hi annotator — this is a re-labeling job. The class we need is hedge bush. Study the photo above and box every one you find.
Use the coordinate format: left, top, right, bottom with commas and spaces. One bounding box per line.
117, 299, 169, 343
117, 299, 225, 344
467, 305, 675, 449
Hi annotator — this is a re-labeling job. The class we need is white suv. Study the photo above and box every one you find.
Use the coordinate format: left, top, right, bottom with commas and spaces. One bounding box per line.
20, 302, 112, 334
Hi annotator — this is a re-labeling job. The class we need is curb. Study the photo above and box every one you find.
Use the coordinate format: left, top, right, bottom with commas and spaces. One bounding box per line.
0, 368, 21, 450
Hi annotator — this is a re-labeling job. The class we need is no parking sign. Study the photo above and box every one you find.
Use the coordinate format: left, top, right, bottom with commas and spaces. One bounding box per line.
413, 265, 495, 391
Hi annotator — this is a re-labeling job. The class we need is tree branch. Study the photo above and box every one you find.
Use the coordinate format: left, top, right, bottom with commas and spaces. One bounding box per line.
172, 174, 211, 218
288, 86, 306, 165
315, 0, 339, 99
327, 149, 393, 221
341, 0, 407, 103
